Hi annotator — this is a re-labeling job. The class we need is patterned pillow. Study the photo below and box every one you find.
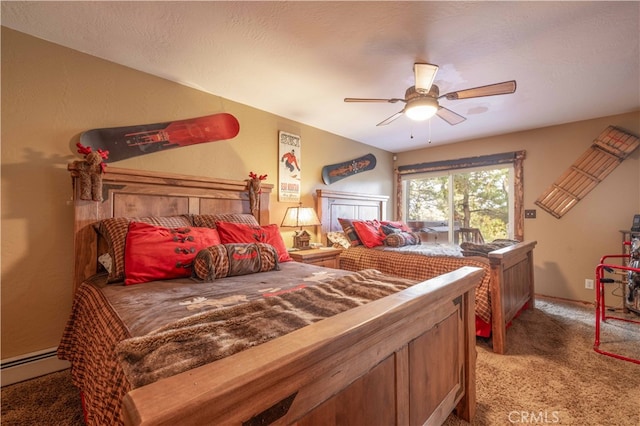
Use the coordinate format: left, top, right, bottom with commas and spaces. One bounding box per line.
192, 213, 259, 228
384, 231, 421, 247
95, 215, 193, 283
123, 222, 222, 285
380, 221, 412, 232
379, 224, 401, 236
215, 221, 292, 262
327, 231, 350, 249
337, 218, 362, 246
460, 239, 519, 257
192, 243, 279, 281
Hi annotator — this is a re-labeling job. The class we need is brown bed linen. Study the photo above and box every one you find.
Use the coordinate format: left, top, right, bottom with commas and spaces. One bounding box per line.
57, 274, 130, 426
338, 245, 492, 323
57, 262, 414, 426
117, 269, 418, 388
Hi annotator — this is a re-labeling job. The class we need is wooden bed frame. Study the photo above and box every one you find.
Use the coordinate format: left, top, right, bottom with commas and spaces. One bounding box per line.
316, 189, 537, 355
68, 165, 482, 425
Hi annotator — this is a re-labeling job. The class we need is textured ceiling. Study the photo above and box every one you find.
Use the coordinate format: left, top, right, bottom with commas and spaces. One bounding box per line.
2, 1, 639, 152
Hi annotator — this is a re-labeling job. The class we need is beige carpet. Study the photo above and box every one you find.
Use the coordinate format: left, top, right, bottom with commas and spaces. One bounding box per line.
445, 297, 640, 425
2, 297, 639, 425
1, 367, 84, 425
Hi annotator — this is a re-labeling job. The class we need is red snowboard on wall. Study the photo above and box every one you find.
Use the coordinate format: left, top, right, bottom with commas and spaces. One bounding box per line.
79, 113, 240, 163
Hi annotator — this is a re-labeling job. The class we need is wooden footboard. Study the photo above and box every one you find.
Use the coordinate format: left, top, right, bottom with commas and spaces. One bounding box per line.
315, 189, 538, 355
122, 267, 483, 426
488, 240, 537, 354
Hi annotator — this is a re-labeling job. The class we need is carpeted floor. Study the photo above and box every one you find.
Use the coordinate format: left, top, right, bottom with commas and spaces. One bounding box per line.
1, 367, 84, 425
2, 297, 639, 425
444, 297, 640, 425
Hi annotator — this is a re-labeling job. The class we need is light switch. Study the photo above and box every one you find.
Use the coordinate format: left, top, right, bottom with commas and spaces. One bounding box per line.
525, 209, 536, 219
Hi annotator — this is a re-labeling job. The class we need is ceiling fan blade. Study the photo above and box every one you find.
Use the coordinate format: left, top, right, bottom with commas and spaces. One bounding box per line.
376, 111, 404, 126
440, 80, 516, 100
436, 106, 466, 126
414, 63, 439, 94
344, 97, 404, 103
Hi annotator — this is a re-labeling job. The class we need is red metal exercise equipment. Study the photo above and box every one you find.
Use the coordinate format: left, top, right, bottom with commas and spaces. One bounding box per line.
594, 241, 640, 364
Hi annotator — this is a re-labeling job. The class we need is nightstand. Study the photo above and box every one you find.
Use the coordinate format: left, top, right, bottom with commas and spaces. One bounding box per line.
288, 247, 342, 269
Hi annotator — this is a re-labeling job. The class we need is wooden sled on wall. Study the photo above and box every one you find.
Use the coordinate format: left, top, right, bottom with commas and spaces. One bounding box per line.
536, 126, 639, 218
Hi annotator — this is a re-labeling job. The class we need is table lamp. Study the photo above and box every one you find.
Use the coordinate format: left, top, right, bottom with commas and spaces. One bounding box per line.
281, 203, 321, 250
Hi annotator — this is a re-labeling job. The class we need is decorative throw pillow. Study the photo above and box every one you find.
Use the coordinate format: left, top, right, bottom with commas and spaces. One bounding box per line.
96, 215, 193, 283
380, 220, 412, 232
337, 218, 362, 246
192, 213, 259, 229
379, 224, 402, 236
327, 231, 351, 249
215, 221, 292, 262
460, 239, 519, 257
193, 244, 229, 280
352, 220, 385, 248
192, 242, 279, 281
124, 222, 221, 285
385, 231, 421, 247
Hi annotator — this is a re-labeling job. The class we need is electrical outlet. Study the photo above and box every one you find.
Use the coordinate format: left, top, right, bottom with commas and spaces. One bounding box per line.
585, 279, 594, 289
525, 209, 537, 219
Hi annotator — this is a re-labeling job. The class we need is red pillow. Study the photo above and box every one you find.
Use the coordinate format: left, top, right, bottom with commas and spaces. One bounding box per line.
215, 221, 292, 262
352, 220, 385, 248
124, 222, 221, 285
380, 220, 412, 232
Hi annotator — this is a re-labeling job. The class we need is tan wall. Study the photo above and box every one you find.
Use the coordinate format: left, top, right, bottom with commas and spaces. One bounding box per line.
3, 27, 639, 361
0, 28, 393, 359
396, 111, 640, 304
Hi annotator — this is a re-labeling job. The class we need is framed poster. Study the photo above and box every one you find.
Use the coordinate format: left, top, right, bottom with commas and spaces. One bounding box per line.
278, 131, 301, 202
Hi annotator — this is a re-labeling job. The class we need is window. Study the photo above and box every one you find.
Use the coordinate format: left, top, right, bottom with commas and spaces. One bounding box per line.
402, 165, 514, 243
396, 151, 526, 242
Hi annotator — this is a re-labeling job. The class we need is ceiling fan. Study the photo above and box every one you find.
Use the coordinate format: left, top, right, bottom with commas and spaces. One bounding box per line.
344, 63, 516, 126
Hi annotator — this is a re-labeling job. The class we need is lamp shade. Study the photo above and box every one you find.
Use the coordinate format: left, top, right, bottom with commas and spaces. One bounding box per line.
281, 205, 321, 229
404, 97, 438, 121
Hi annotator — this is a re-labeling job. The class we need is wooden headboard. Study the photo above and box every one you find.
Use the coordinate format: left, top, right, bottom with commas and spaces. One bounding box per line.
68, 164, 272, 291
316, 189, 389, 245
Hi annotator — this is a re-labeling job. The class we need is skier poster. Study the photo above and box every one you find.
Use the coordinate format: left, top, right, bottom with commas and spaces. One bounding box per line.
278, 131, 301, 202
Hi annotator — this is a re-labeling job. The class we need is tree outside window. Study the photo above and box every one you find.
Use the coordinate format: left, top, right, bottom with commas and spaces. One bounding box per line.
405, 167, 512, 242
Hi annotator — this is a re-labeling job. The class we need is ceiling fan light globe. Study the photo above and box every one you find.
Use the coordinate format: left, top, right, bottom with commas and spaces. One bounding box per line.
405, 98, 438, 121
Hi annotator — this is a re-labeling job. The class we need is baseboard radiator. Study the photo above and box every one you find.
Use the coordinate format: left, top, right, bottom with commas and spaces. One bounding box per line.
1, 347, 70, 387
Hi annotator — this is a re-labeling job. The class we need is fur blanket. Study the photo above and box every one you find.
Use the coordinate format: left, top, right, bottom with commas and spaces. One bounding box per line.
116, 269, 416, 388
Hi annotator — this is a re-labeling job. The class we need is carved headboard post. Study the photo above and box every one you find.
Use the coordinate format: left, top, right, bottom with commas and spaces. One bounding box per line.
256, 190, 271, 225
69, 163, 113, 293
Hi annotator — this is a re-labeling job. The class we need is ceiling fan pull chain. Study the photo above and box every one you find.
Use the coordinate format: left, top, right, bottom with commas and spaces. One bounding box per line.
428, 118, 432, 144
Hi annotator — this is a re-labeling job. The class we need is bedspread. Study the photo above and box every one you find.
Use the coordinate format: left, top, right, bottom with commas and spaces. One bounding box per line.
117, 269, 416, 388
339, 245, 492, 323
57, 274, 131, 426
57, 263, 420, 425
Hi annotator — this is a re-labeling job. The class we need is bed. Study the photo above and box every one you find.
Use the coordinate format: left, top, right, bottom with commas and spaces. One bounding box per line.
316, 189, 537, 355
59, 164, 483, 426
